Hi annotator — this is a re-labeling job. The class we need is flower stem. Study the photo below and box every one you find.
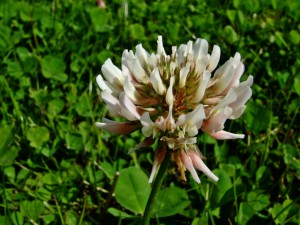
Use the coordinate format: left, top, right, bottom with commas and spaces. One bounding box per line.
140, 150, 171, 225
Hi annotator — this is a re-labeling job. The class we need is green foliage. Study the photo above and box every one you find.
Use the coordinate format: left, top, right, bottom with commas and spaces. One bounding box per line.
115, 167, 151, 215
0, 0, 299, 224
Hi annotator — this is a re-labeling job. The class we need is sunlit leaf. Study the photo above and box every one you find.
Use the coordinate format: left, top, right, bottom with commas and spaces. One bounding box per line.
115, 167, 151, 214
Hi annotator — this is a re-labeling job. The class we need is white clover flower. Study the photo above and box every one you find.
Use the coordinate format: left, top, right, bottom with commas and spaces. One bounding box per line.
96, 36, 253, 183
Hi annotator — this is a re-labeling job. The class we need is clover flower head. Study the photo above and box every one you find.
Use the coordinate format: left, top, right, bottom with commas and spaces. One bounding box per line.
96, 36, 253, 183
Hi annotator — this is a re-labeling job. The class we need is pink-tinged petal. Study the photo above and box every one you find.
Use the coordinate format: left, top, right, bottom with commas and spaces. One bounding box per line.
150, 68, 166, 95
95, 118, 140, 135
180, 150, 200, 183
211, 63, 235, 95
101, 59, 124, 90
166, 76, 175, 105
211, 88, 237, 113
189, 151, 219, 182
179, 64, 190, 88
202, 106, 232, 133
128, 137, 155, 154
101, 90, 121, 117
192, 70, 211, 103
207, 45, 221, 72
209, 130, 245, 140
119, 92, 141, 121
149, 144, 167, 183
221, 62, 244, 94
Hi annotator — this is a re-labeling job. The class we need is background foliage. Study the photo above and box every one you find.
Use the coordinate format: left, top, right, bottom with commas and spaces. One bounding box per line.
1, 0, 300, 224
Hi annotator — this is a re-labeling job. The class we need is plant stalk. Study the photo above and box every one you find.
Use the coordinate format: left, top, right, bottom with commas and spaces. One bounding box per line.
140, 150, 171, 225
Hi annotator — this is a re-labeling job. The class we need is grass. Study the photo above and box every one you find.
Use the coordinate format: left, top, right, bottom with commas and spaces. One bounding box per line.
0, 0, 300, 224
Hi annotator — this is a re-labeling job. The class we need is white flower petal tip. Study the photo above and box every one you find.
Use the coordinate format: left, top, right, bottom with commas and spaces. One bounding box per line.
209, 130, 245, 140
189, 151, 219, 182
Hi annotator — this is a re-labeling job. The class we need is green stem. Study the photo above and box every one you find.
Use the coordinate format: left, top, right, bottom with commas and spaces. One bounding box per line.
140, 150, 171, 225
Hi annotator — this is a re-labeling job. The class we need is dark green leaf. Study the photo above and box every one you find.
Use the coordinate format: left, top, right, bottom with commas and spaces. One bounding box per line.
152, 186, 190, 218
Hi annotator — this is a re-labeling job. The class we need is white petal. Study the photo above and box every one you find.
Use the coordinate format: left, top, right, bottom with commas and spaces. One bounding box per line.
207, 45, 221, 72
140, 112, 155, 137
176, 104, 206, 136
194, 39, 208, 62
101, 90, 121, 117
209, 130, 245, 140
157, 36, 166, 57
150, 68, 166, 95
192, 70, 211, 103
179, 65, 190, 88
136, 44, 149, 67
119, 92, 141, 121
96, 75, 113, 93
202, 106, 233, 133
123, 76, 143, 104
130, 58, 149, 83
101, 59, 124, 90
166, 76, 175, 105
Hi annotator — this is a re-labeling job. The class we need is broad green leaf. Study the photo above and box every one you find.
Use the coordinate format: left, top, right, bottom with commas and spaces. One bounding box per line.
269, 199, 293, 225
294, 74, 300, 96
47, 98, 65, 116
0, 125, 18, 167
89, 8, 111, 32
29, 89, 50, 107
20, 200, 45, 221
26, 126, 50, 148
152, 186, 190, 218
289, 30, 300, 45
6, 61, 23, 78
247, 191, 270, 211
0, 216, 13, 225
0, 125, 14, 153
65, 132, 83, 150
4, 166, 15, 184
65, 210, 78, 225
115, 167, 151, 214
129, 24, 145, 40
244, 101, 270, 133
223, 25, 239, 44
17, 47, 31, 61
75, 94, 92, 117
237, 202, 254, 225
10, 212, 24, 225
41, 55, 67, 82
41, 214, 56, 225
